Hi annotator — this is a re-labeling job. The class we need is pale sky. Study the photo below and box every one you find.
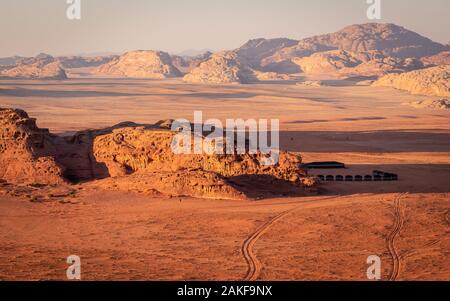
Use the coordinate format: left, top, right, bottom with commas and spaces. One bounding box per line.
0, 0, 449, 57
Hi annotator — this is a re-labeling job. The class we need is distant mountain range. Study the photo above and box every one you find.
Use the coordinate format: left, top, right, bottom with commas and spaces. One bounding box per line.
1, 23, 448, 96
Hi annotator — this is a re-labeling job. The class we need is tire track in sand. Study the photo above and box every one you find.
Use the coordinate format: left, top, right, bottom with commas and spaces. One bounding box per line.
241, 196, 338, 281
387, 193, 408, 281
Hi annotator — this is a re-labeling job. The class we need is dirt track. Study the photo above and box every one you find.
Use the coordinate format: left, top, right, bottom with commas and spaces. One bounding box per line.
386, 193, 408, 281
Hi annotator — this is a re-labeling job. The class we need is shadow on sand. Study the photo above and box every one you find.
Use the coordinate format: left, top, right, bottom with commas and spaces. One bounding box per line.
280, 130, 450, 153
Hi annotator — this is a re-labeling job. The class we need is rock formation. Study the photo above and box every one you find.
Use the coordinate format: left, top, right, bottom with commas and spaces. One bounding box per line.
0, 108, 313, 199
293, 50, 423, 77
183, 51, 255, 84
183, 51, 291, 84
292, 50, 361, 74
183, 23, 447, 80
95, 50, 182, 78
373, 65, 450, 97
0, 109, 65, 185
91, 126, 306, 183
0, 54, 67, 80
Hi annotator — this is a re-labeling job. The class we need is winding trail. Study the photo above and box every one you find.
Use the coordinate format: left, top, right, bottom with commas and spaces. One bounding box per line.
241, 196, 338, 281
386, 193, 408, 281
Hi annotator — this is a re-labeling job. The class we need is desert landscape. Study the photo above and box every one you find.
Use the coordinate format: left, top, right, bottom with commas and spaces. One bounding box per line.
0, 20, 449, 281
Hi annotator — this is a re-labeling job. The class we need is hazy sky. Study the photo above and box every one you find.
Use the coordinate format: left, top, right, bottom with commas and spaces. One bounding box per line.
1, 0, 449, 57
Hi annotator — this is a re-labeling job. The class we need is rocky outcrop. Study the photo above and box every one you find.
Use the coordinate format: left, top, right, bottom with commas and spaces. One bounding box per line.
293, 50, 423, 77
91, 126, 306, 183
90, 126, 311, 198
0, 108, 313, 199
0, 54, 67, 80
183, 51, 291, 84
373, 65, 450, 97
292, 50, 361, 74
95, 50, 182, 78
183, 51, 255, 84
0, 109, 65, 185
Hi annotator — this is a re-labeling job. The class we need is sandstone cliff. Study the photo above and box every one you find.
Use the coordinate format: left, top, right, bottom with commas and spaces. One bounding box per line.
0, 109, 65, 185
0, 109, 312, 199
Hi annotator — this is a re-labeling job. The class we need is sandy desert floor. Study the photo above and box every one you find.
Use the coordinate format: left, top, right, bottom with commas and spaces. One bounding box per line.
0, 78, 449, 280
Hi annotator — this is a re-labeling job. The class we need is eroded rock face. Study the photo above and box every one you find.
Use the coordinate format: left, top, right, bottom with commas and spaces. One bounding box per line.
183, 51, 290, 84
183, 51, 255, 84
95, 50, 182, 78
92, 126, 307, 184
293, 50, 361, 74
0, 109, 65, 185
0, 54, 67, 80
373, 65, 450, 97
0, 109, 312, 199
292, 50, 423, 77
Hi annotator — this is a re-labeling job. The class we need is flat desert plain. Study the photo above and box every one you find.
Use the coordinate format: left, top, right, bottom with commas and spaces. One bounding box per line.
0, 78, 449, 280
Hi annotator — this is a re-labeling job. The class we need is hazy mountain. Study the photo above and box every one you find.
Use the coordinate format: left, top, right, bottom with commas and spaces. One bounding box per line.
0, 54, 67, 80
0, 56, 24, 67
236, 38, 298, 68
95, 50, 182, 79
184, 23, 448, 82
262, 23, 449, 73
